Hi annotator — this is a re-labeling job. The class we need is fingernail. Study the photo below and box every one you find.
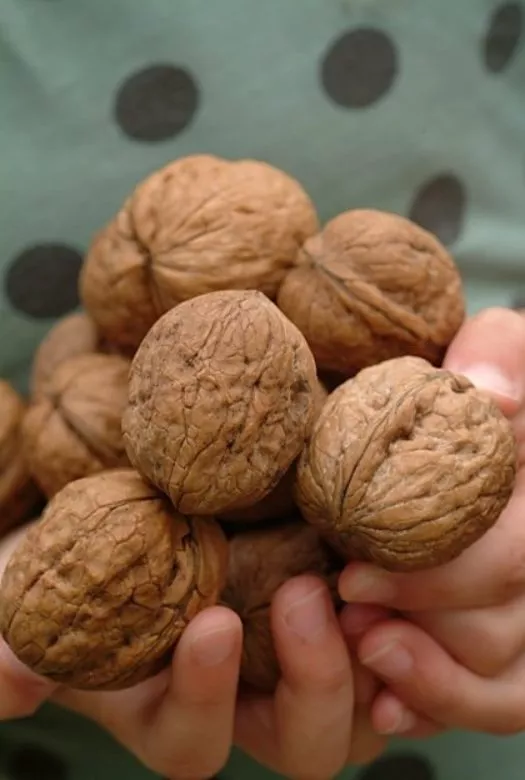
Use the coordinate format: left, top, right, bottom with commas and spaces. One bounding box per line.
458, 363, 522, 402
340, 570, 396, 604
191, 627, 236, 667
361, 641, 413, 679
283, 586, 329, 643
379, 706, 417, 735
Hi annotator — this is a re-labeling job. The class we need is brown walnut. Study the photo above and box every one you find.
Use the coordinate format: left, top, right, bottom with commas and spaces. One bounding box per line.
221, 522, 340, 693
31, 313, 101, 401
80, 154, 319, 349
218, 379, 328, 524
123, 290, 318, 516
0, 381, 41, 534
0, 469, 229, 690
296, 356, 517, 571
22, 354, 131, 498
277, 209, 465, 376
218, 466, 298, 524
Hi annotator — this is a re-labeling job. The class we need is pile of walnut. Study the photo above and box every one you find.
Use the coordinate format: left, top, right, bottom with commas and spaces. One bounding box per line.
0, 154, 516, 694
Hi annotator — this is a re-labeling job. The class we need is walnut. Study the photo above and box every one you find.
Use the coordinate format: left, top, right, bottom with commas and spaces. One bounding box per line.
80, 154, 319, 349
0, 469, 229, 690
31, 313, 101, 401
123, 290, 318, 516
221, 522, 340, 693
219, 466, 297, 524
218, 379, 328, 524
296, 356, 516, 571
0, 381, 42, 534
277, 209, 465, 376
22, 354, 131, 498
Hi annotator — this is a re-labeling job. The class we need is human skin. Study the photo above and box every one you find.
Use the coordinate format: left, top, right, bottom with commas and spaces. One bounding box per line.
0, 530, 383, 778
339, 308, 525, 738
2, 308, 523, 770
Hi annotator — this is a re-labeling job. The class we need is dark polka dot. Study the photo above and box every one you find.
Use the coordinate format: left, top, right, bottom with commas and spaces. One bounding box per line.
6, 745, 68, 780
483, 2, 523, 73
114, 64, 199, 142
321, 28, 398, 108
5, 243, 82, 319
409, 174, 466, 246
357, 752, 436, 780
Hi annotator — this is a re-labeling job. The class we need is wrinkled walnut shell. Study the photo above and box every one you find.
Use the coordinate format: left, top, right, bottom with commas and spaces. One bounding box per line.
123, 290, 318, 516
81, 154, 319, 349
221, 522, 340, 692
0, 382, 42, 534
297, 356, 516, 571
0, 469, 229, 690
219, 380, 328, 524
22, 354, 131, 498
31, 313, 101, 401
219, 466, 298, 524
277, 210, 465, 375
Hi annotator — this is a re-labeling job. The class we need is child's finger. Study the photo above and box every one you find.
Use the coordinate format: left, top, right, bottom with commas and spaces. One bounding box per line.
370, 690, 443, 739
58, 606, 243, 778
271, 575, 355, 780
145, 605, 243, 778
346, 706, 388, 765
358, 618, 525, 734
353, 659, 380, 705
411, 595, 525, 677
0, 639, 57, 719
444, 307, 525, 419
339, 603, 394, 644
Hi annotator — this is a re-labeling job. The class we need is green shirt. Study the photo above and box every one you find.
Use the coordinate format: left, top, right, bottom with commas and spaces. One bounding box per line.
1, 1, 524, 777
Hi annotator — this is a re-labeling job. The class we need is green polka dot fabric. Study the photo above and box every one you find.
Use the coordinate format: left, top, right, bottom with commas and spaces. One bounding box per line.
0, 0, 524, 777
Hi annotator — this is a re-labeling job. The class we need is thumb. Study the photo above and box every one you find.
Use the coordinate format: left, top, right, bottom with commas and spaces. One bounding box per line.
0, 523, 58, 719
444, 307, 525, 418
0, 638, 58, 719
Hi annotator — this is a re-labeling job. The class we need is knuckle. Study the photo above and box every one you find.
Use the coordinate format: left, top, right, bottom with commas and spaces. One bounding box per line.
414, 669, 460, 722
306, 659, 351, 696
464, 631, 516, 677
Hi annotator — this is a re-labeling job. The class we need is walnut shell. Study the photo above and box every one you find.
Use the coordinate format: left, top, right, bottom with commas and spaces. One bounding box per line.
218, 379, 328, 524
218, 466, 297, 524
0, 381, 42, 534
123, 290, 318, 516
80, 154, 319, 349
277, 209, 465, 375
31, 313, 101, 401
221, 522, 340, 693
22, 354, 131, 498
0, 469, 229, 690
296, 356, 516, 571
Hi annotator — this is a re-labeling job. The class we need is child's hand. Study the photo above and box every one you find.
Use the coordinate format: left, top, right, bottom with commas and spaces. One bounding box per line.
339, 307, 525, 738
54, 574, 384, 778
232, 575, 385, 775
0, 523, 385, 777
0, 524, 59, 721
